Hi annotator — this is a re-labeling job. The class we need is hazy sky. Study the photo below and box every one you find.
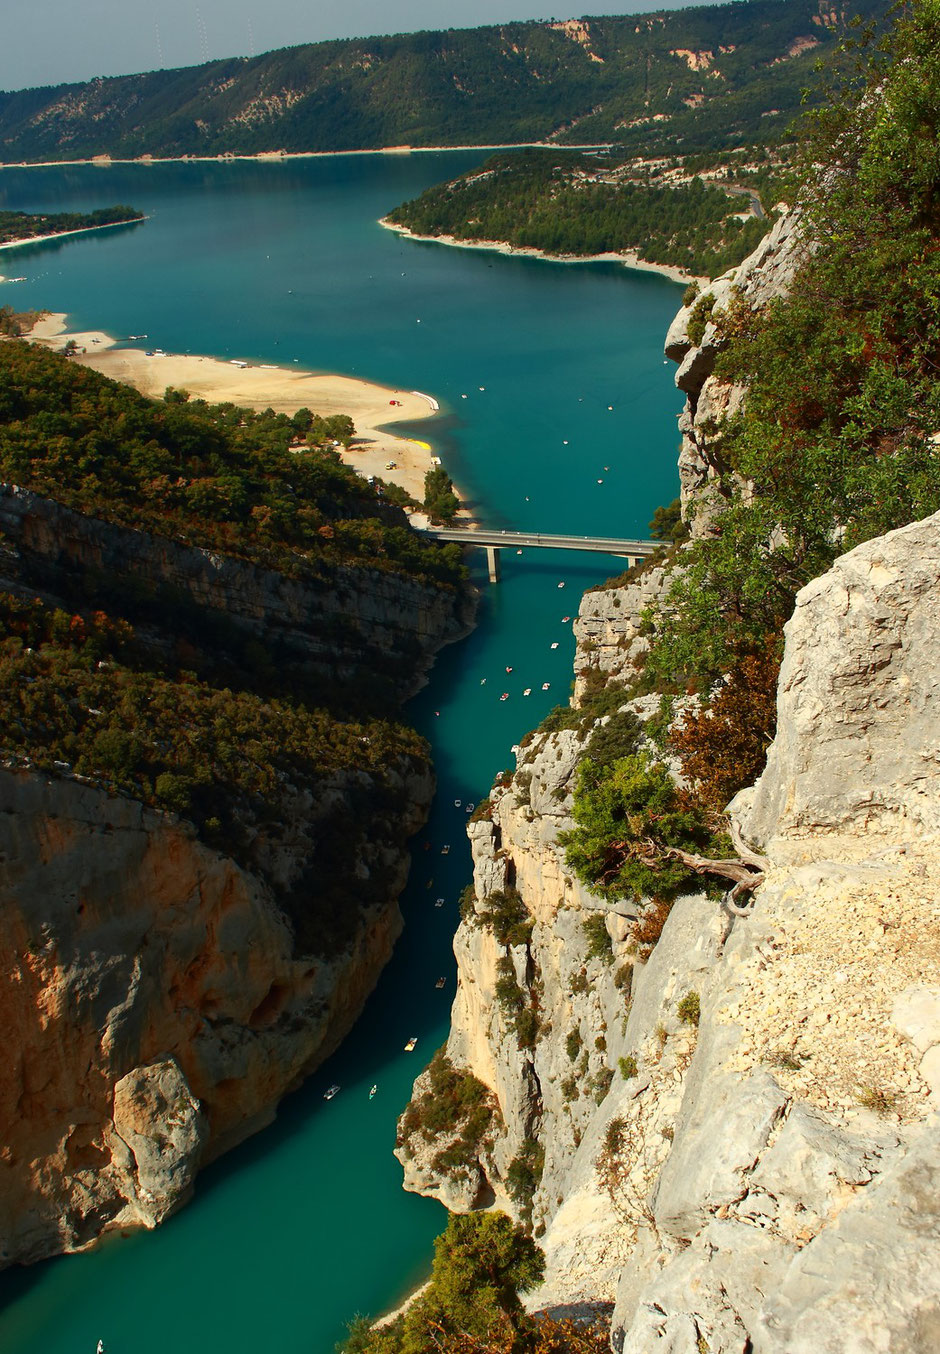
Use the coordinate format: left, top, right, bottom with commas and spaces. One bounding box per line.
0, 0, 715, 93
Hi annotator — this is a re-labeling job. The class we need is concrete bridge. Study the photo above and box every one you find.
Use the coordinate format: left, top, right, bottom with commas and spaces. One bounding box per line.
419, 526, 661, 582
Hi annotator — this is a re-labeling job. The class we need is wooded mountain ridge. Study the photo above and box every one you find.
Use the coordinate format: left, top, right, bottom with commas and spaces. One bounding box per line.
0, 0, 884, 163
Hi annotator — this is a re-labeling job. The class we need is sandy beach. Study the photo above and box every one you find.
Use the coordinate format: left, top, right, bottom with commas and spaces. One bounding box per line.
379, 218, 706, 285
29, 314, 443, 505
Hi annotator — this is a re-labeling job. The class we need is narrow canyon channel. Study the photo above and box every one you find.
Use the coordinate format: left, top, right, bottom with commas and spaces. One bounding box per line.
0, 153, 684, 1353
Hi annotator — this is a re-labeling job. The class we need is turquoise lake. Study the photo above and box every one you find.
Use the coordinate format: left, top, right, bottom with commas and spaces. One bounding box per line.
0, 154, 684, 1354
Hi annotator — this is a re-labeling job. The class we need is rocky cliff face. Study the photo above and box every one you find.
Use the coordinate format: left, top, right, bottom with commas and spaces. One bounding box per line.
0, 751, 431, 1268
0, 484, 472, 700
397, 224, 940, 1350
664, 208, 806, 536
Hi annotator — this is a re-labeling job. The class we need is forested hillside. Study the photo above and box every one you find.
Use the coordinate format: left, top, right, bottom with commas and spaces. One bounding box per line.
0, 341, 467, 921
387, 149, 776, 277
0, 0, 884, 163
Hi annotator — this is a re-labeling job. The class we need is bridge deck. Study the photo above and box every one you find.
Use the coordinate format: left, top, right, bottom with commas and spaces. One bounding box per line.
420, 527, 660, 556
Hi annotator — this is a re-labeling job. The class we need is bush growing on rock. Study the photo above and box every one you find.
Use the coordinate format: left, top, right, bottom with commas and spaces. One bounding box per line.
581, 912, 614, 963
561, 753, 725, 904
670, 642, 781, 810
677, 991, 701, 1027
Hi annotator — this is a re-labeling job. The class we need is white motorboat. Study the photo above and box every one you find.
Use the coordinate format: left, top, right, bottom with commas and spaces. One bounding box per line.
324, 1084, 340, 1101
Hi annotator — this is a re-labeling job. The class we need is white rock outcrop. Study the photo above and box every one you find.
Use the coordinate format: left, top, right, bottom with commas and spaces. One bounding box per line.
734, 509, 940, 849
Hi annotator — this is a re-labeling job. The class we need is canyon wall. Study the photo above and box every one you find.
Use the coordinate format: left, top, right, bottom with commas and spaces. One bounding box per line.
0, 757, 430, 1266
0, 484, 473, 700
398, 219, 940, 1351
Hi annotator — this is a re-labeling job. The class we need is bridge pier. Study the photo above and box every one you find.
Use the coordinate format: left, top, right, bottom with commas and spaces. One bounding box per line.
485, 545, 501, 583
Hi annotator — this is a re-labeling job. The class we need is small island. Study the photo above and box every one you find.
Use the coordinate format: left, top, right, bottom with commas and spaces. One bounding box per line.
0, 203, 144, 248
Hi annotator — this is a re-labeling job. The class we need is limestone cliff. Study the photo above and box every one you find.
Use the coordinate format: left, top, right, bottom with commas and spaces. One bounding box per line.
0, 747, 432, 1268
400, 513, 940, 1352
0, 484, 473, 702
664, 207, 806, 537
397, 221, 940, 1350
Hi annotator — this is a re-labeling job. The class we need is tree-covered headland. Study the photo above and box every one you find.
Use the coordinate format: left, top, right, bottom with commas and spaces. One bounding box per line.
0, 204, 143, 245
387, 149, 778, 278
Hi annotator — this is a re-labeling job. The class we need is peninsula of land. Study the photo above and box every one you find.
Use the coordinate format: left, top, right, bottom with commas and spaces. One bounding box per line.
29, 314, 441, 505
379, 217, 705, 285
0, 205, 144, 249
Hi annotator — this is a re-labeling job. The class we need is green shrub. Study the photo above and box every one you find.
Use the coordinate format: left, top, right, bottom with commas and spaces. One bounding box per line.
478, 888, 532, 946
618, 1055, 638, 1079
581, 912, 614, 963
561, 752, 726, 904
154, 771, 194, 814
677, 991, 701, 1027
506, 1139, 545, 1210
565, 1027, 583, 1062
583, 709, 641, 769
592, 1066, 614, 1103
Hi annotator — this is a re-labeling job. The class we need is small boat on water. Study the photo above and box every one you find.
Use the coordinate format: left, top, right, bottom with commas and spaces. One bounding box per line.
466, 803, 475, 812
562, 616, 571, 622
542, 682, 551, 690
481, 678, 487, 684
500, 693, 509, 701
97, 1342, 106, 1354
435, 898, 444, 907
523, 688, 531, 696
505, 666, 513, 673
454, 799, 462, 807
558, 582, 565, 589
516, 549, 523, 555
550, 642, 559, 650
435, 977, 446, 989
441, 844, 450, 855
404, 1037, 418, 1052
369, 1085, 377, 1099
324, 1084, 340, 1101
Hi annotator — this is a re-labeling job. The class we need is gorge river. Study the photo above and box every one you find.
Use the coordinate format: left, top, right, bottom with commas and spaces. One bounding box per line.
0, 154, 684, 1354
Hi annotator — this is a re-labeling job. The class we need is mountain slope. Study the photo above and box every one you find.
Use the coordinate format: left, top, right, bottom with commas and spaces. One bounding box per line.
0, 1, 883, 163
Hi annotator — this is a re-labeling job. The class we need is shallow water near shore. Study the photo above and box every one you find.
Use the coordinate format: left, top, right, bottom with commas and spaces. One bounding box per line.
0, 155, 684, 1354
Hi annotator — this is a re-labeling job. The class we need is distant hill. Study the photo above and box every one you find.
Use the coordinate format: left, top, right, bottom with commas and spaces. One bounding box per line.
0, 0, 885, 164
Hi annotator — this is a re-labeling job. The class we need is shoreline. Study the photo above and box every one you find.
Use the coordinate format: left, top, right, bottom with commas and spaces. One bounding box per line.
0, 215, 145, 252
0, 143, 612, 172
26, 313, 454, 510
378, 218, 706, 285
